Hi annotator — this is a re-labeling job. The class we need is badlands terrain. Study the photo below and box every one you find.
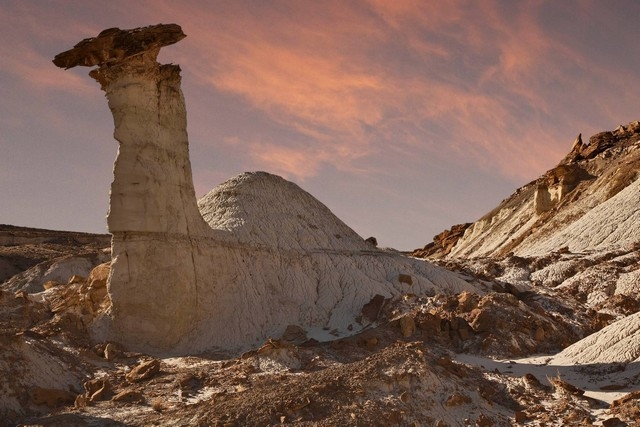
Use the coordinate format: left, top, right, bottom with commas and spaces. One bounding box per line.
2, 122, 639, 426
2, 24, 639, 426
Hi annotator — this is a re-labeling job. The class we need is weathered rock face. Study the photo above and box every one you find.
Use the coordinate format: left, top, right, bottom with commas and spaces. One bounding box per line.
55, 25, 479, 356
412, 223, 472, 258
416, 121, 640, 258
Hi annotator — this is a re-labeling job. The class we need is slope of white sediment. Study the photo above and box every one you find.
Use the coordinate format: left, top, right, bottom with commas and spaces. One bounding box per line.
100, 171, 483, 356
444, 134, 640, 259
552, 312, 640, 364
198, 172, 372, 251
161, 171, 483, 355
520, 178, 640, 256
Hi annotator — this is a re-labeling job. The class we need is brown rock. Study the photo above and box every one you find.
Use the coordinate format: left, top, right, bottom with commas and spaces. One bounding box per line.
68, 275, 86, 284
112, 389, 144, 403
399, 315, 416, 337
411, 223, 472, 258
514, 411, 527, 423
43, 280, 62, 290
74, 394, 88, 408
522, 373, 542, 388
602, 417, 625, 427
476, 413, 494, 427
415, 311, 441, 333
104, 342, 124, 360
534, 326, 545, 341
126, 359, 161, 383
364, 336, 378, 349
444, 393, 471, 407
398, 273, 413, 285
88, 262, 110, 289
83, 378, 111, 402
53, 24, 186, 69
457, 291, 478, 312
29, 387, 75, 407
611, 390, 640, 407
450, 316, 472, 340
361, 294, 385, 323
280, 324, 307, 344
549, 375, 584, 396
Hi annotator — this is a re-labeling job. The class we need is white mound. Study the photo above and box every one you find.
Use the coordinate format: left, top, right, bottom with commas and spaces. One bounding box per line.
553, 312, 640, 365
198, 172, 371, 251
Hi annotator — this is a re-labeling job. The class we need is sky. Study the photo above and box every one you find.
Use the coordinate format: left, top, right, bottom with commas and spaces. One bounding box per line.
1, 1, 639, 250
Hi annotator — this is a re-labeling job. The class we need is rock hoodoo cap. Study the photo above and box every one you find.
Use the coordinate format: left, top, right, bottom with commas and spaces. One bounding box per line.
52, 23, 185, 69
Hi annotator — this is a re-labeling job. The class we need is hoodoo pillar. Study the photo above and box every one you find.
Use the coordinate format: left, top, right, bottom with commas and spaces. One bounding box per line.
54, 25, 205, 351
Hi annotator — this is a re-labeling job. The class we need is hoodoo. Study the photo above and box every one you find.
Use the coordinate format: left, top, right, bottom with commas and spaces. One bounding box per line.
54, 24, 478, 356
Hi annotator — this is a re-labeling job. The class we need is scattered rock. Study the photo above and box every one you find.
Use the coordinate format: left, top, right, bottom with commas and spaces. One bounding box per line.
549, 375, 584, 396
365, 236, 378, 246
112, 389, 145, 403
361, 294, 386, 323
514, 411, 527, 423
444, 392, 471, 406
280, 324, 308, 344
83, 377, 111, 402
399, 315, 416, 337
611, 390, 640, 407
29, 387, 75, 408
104, 342, 124, 360
126, 359, 161, 383
398, 274, 413, 285
602, 417, 626, 427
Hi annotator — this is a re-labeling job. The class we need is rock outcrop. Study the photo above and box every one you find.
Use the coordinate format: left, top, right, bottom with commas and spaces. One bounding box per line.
413, 223, 472, 258
54, 25, 479, 356
415, 121, 640, 258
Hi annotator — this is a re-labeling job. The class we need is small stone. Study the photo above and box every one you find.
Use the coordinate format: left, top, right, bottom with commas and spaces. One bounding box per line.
365, 236, 378, 246
29, 387, 75, 407
104, 342, 124, 361
399, 315, 416, 337
126, 359, 161, 383
602, 417, 625, 427
83, 378, 111, 402
476, 413, 494, 427
280, 325, 307, 344
74, 394, 88, 408
43, 280, 62, 290
398, 274, 413, 285
361, 295, 385, 323
364, 336, 378, 349
112, 389, 144, 403
444, 393, 471, 407
68, 275, 86, 284
514, 411, 527, 423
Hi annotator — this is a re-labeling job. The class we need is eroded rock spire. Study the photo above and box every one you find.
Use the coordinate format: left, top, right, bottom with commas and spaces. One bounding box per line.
54, 25, 479, 356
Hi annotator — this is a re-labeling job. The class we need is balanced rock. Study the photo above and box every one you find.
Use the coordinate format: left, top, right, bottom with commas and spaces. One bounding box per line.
54, 24, 479, 356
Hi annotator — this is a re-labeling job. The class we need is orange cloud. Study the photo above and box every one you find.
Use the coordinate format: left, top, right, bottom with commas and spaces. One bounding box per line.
28, 0, 634, 183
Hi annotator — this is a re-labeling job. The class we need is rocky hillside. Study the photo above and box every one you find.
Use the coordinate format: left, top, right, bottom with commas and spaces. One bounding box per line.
0, 225, 110, 289
2, 21, 638, 424
414, 121, 640, 259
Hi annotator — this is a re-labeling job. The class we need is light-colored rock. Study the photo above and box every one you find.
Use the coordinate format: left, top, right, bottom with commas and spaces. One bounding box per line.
553, 312, 640, 364
2, 252, 110, 293
55, 25, 482, 356
423, 122, 640, 259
